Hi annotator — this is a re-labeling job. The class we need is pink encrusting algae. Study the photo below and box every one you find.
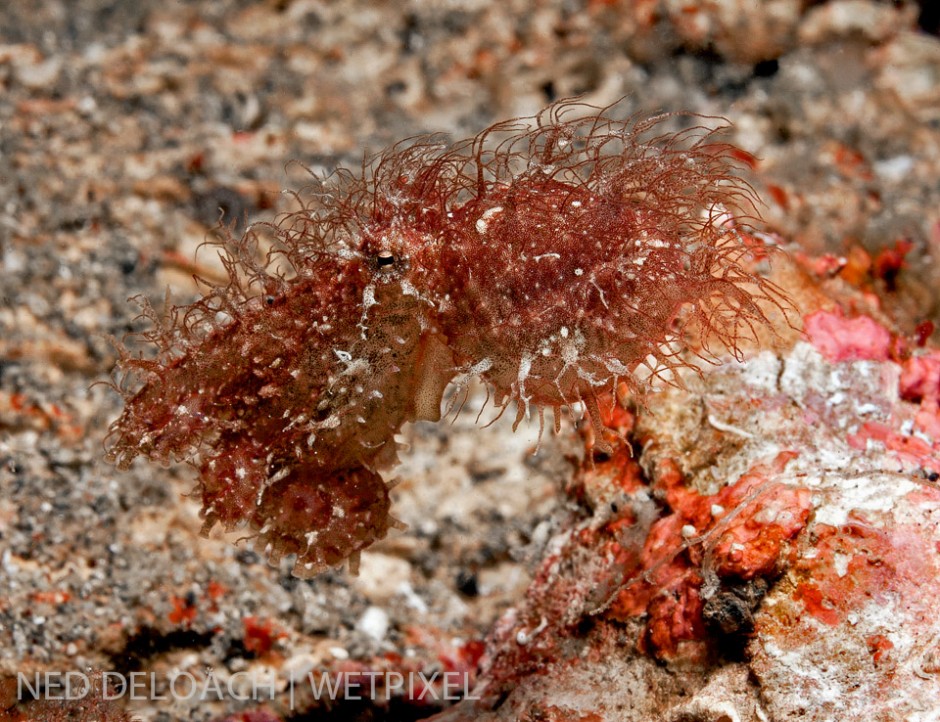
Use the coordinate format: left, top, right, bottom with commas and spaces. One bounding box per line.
106, 100, 788, 577
803, 309, 892, 363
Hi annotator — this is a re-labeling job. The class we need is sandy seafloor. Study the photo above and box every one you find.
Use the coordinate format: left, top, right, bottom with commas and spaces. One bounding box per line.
1, 1, 939, 720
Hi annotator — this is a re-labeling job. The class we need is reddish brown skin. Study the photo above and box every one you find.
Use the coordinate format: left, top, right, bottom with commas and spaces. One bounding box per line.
106, 100, 788, 576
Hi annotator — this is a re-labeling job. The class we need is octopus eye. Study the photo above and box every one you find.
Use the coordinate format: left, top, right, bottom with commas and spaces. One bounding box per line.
264, 295, 276, 306
376, 251, 396, 268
